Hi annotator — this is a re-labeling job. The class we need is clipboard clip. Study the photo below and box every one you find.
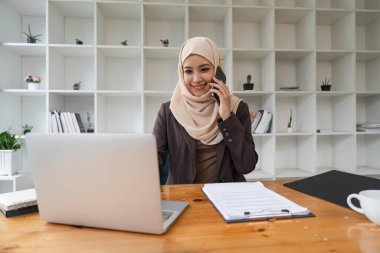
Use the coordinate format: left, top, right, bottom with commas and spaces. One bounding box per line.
243, 209, 292, 220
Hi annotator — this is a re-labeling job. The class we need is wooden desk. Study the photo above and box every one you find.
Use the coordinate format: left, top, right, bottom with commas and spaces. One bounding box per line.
1, 181, 380, 253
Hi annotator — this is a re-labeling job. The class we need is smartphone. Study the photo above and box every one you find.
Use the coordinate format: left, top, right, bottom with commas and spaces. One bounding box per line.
213, 66, 226, 104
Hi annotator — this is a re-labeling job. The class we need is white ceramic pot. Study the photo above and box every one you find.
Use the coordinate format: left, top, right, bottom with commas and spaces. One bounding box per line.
0, 150, 15, 176
27, 82, 39, 90
287, 127, 293, 133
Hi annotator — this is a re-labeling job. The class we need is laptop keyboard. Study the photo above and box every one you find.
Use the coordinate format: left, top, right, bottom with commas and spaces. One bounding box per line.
162, 210, 175, 222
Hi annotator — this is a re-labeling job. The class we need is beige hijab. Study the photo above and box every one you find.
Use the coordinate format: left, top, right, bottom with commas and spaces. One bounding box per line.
170, 37, 241, 145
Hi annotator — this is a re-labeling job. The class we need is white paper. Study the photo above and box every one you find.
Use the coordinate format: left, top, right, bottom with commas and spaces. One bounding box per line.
0, 188, 37, 211
203, 182, 309, 220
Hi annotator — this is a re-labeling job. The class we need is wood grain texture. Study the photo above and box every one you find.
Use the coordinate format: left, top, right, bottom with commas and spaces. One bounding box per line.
1, 181, 380, 253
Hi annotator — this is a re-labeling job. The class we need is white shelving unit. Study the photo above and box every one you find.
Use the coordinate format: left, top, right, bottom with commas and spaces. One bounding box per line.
1, 0, 380, 189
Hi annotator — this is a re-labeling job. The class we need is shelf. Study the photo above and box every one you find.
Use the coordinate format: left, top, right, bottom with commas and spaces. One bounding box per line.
0, 43, 46, 56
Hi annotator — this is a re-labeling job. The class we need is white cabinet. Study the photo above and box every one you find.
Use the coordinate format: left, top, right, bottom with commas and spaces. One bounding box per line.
1, 0, 380, 182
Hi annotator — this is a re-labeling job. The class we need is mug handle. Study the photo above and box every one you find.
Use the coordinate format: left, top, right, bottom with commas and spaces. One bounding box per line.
347, 194, 364, 214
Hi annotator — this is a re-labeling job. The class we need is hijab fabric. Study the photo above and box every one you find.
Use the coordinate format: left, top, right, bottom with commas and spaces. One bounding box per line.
170, 37, 241, 145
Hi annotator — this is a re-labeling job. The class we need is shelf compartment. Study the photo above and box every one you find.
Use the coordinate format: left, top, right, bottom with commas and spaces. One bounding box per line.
356, 94, 380, 127
48, 93, 94, 133
317, 135, 356, 172
48, 46, 95, 91
233, 50, 274, 92
316, 10, 355, 50
317, 94, 355, 132
356, 11, 380, 51
144, 49, 177, 91
97, 2, 141, 46
316, 51, 355, 92
97, 47, 142, 91
0, 45, 46, 90
275, 0, 314, 8
48, 1, 94, 45
357, 134, 380, 174
232, 7, 273, 49
97, 94, 142, 133
356, 0, 380, 10
275, 51, 315, 91
143, 4, 185, 47
0, 0, 46, 44
144, 95, 171, 133
356, 52, 380, 92
275, 94, 315, 133
189, 5, 232, 48
188, 0, 229, 6
0, 93, 47, 134
275, 135, 316, 178
316, 0, 355, 9
232, 0, 273, 7
246, 135, 275, 180
275, 9, 314, 50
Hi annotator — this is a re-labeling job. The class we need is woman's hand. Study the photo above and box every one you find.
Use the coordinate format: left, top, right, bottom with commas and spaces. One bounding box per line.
210, 77, 231, 120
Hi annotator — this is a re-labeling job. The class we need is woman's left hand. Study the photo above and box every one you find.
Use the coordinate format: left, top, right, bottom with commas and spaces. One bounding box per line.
210, 77, 231, 120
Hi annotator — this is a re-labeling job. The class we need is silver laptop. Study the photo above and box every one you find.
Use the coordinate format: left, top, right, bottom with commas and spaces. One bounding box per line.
26, 133, 188, 234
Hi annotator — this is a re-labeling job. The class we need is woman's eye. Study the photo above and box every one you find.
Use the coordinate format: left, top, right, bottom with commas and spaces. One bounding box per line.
184, 69, 193, 74
201, 68, 210, 73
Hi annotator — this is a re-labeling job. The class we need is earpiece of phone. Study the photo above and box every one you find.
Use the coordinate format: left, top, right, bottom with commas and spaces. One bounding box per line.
213, 66, 226, 105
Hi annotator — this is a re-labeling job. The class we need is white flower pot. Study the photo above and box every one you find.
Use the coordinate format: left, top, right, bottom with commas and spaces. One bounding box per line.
27, 82, 39, 90
287, 127, 293, 133
0, 150, 17, 176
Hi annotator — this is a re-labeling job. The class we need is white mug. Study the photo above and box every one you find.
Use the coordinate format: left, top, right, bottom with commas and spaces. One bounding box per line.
347, 190, 380, 226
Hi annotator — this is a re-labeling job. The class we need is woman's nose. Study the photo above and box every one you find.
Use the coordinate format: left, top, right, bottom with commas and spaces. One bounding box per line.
193, 73, 202, 82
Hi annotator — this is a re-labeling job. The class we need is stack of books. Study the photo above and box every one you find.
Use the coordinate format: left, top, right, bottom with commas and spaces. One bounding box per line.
251, 110, 272, 134
50, 110, 86, 133
356, 123, 380, 133
0, 189, 38, 218
278, 86, 301, 91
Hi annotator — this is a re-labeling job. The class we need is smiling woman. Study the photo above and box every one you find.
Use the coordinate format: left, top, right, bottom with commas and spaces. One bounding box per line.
153, 37, 259, 185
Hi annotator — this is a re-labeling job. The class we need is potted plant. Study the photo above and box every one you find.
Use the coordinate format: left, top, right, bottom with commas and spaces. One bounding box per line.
75, 39, 83, 45
0, 130, 22, 176
22, 124, 33, 135
243, 75, 254, 90
121, 40, 128, 46
287, 109, 293, 133
73, 81, 81, 90
23, 24, 42, 43
86, 112, 94, 133
321, 78, 332, 91
24, 73, 41, 90
160, 39, 169, 47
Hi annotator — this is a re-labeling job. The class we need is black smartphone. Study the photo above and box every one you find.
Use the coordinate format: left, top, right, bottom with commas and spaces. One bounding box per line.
213, 66, 226, 104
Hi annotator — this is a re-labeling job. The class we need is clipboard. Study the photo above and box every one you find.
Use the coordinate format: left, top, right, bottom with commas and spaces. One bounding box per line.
202, 182, 314, 223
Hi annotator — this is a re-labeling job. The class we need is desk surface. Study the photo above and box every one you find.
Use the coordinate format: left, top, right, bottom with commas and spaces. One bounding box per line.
1, 181, 380, 253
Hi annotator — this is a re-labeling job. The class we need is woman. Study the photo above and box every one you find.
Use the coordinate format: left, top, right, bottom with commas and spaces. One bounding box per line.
153, 37, 258, 184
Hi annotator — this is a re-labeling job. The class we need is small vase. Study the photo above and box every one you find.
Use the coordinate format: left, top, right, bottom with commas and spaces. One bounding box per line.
27, 82, 39, 90
27, 37, 37, 43
243, 83, 254, 90
321, 85, 331, 91
287, 127, 293, 133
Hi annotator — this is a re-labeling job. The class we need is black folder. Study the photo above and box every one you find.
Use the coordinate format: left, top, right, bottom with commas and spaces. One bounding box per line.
284, 170, 380, 208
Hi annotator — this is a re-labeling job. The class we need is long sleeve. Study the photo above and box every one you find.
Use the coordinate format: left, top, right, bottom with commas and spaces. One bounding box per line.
152, 103, 168, 174
217, 102, 258, 175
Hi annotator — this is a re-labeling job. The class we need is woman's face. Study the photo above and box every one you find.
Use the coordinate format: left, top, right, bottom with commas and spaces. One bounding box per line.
182, 54, 215, 97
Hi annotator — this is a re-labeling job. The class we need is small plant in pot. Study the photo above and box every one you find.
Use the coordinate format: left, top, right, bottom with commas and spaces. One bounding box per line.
243, 75, 254, 90
73, 81, 81, 90
321, 78, 332, 91
24, 73, 41, 90
160, 39, 169, 47
22, 124, 33, 135
23, 24, 42, 43
0, 130, 22, 176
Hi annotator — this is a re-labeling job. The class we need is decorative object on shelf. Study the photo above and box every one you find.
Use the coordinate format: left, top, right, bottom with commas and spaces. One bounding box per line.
321, 78, 332, 91
73, 81, 81, 90
287, 109, 293, 133
75, 39, 83, 45
86, 112, 94, 133
23, 24, 41, 43
22, 124, 33, 135
0, 130, 22, 176
243, 75, 254, 90
160, 39, 169, 47
24, 73, 41, 90
120, 40, 128, 46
